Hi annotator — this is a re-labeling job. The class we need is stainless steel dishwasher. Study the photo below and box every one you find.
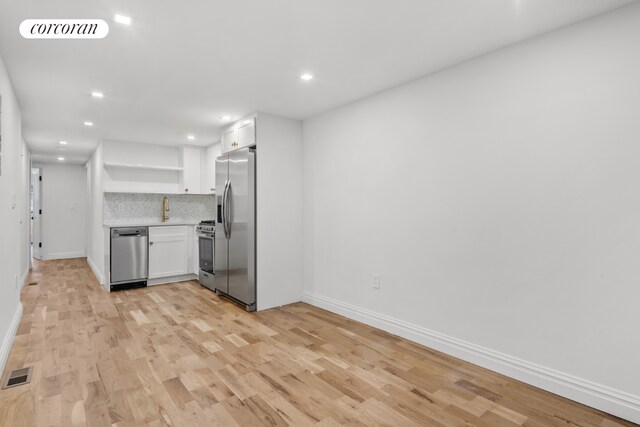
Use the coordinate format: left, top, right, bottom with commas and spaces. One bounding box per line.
110, 227, 148, 291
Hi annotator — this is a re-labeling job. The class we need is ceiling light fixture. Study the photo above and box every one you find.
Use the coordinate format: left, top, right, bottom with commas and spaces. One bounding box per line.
91, 91, 104, 98
58, 157, 65, 161
114, 14, 132, 25
187, 135, 195, 141
221, 115, 231, 122
59, 140, 67, 145
84, 121, 94, 126
300, 73, 314, 81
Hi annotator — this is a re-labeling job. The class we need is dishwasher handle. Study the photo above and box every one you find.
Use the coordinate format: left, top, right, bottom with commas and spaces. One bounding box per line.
111, 227, 149, 237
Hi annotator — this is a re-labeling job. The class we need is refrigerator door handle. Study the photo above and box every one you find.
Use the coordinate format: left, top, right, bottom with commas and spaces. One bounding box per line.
225, 182, 232, 238
221, 180, 226, 238
222, 180, 230, 239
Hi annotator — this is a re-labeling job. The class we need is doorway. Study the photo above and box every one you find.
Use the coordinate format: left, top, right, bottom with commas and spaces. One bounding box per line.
30, 167, 42, 260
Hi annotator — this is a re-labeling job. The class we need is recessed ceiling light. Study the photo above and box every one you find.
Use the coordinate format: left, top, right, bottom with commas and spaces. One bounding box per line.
300, 73, 314, 81
187, 135, 195, 141
221, 115, 231, 122
84, 121, 94, 126
91, 91, 104, 98
59, 140, 67, 145
58, 157, 65, 161
114, 14, 132, 25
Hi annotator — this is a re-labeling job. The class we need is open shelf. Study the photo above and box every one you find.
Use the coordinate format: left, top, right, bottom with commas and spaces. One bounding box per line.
103, 162, 183, 172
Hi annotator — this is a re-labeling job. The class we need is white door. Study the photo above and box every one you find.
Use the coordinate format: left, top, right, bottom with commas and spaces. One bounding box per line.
148, 226, 189, 278
31, 168, 42, 260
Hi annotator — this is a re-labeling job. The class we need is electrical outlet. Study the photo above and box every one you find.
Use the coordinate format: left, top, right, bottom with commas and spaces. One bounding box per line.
372, 273, 381, 289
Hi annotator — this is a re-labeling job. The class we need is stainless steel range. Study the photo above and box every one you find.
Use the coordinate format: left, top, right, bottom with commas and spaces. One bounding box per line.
196, 220, 215, 290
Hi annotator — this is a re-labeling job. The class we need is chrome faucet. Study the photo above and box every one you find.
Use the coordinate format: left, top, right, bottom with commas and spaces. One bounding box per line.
161, 196, 170, 222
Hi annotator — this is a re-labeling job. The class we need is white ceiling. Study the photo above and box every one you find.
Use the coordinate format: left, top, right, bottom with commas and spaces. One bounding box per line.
0, 0, 637, 164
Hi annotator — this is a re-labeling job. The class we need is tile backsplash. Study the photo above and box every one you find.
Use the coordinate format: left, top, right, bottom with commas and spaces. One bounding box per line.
104, 192, 215, 224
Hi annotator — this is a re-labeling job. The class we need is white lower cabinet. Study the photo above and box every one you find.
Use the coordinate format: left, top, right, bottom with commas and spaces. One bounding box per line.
193, 226, 199, 274
148, 226, 189, 279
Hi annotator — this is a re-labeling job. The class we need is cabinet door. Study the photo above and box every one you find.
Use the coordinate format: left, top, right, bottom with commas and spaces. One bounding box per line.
221, 128, 236, 153
182, 147, 202, 193
237, 119, 255, 149
202, 143, 220, 194
148, 226, 189, 278
192, 226, 199, 274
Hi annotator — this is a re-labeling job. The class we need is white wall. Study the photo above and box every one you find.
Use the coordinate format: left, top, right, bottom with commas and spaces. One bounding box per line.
0, 53, 30, 375
256, 113, 303, 310
303, 3, 640, 423
19, 140, 31, 275
34, 163, 87, 260
86, 143, 104, 284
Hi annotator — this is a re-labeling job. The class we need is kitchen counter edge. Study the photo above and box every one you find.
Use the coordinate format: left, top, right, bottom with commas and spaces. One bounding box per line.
103, 221, 201, 228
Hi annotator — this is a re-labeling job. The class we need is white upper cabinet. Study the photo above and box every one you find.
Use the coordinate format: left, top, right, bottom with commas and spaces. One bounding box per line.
201, 142, 221, 194
181, 146, 202, 194
237, 119, 256, 147
221, 114, 257, 154
221, 128, 235, 153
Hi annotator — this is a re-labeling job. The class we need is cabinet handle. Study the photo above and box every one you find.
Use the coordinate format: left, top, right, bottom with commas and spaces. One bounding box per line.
185, 188, 189, 192
150, 242, 154, 245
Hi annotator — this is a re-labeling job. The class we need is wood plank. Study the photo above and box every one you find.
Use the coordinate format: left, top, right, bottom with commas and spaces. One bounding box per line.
0, 258, 633, 427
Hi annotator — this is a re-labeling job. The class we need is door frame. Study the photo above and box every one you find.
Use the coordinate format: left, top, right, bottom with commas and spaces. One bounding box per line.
31, 166, 42, 261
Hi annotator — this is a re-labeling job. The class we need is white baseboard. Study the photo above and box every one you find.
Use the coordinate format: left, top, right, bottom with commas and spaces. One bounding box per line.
303, 290, 640, 424
0, 303, 23, 377
42, 251, 86, 261
86, 255, 105, 285
20, 268, 29, 290
147, 274, 197, 287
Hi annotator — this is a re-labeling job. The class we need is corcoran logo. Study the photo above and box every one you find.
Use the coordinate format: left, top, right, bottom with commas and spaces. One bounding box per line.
19, 19, 109, 39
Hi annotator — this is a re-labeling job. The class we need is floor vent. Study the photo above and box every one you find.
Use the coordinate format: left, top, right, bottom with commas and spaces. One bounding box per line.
28, 281, 38, 286
2, 367, 33, 389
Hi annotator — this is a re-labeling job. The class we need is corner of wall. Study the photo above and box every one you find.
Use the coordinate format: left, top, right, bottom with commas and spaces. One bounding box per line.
0, 303, 23, 378
87, 254, 104, 285
256, 113, 304, 311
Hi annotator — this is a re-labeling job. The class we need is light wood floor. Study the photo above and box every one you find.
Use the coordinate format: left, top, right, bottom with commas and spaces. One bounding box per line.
0, 258, 634, 426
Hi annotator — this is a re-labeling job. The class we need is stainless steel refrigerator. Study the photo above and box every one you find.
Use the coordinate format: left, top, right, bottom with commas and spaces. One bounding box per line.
214, 147, 256, 311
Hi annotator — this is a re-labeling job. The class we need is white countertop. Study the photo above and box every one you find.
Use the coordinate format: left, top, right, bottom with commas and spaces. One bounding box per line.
104, 220, 200, 228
